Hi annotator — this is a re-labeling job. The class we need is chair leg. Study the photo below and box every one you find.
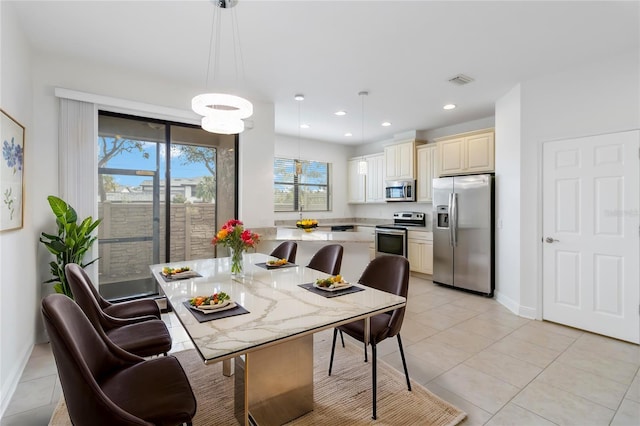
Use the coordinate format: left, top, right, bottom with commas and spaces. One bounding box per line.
397, 334, 411, 391
363, 341, 368, 362
328, 328, 338, 376
371, 342, 377, 420
339, 329, 345, 347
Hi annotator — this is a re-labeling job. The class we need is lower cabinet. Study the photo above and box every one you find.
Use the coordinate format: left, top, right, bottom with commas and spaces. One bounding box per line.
407, 231, 433, 274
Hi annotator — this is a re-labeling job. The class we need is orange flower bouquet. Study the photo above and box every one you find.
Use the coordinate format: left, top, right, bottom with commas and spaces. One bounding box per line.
212, 219, 260, 275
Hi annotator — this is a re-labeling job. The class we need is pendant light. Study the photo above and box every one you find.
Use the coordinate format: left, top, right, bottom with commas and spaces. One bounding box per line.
295, 94, 304, 175
358, 91, 368, 175
192, 0, 253, 134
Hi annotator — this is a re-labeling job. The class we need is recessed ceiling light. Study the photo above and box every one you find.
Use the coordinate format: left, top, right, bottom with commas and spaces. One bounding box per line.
334, 110, 347, 116
300, 123, 310, 129
381, 121, 391, 127
344, 132, 353, 137
443, 104, 456, 110
294, 94, 304, 101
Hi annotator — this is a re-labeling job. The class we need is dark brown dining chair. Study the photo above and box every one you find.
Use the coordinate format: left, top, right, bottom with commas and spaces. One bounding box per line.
270, 240, 298, 263
65, 263, 172, 357
306, 244, 344, 275
75, 267, 161, 319
328, 255, 411, 420
42, 294, 196, 426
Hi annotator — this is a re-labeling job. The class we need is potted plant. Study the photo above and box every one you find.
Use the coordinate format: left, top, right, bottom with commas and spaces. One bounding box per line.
40, 195, 101, 298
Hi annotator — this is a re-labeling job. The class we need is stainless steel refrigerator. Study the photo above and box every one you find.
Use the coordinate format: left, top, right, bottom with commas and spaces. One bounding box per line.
432, 174, 494, 296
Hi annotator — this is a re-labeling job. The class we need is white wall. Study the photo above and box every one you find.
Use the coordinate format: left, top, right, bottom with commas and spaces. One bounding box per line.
494, 85, 523, 314
274, 134, 355, 221
239, 101, 275, 228
0, 44, 275, 414
0, 1, 35, 415
500, 49, 640, 316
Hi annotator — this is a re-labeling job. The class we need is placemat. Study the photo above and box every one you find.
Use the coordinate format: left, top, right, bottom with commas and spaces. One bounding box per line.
160, 271, 202, 282
255, 262, 298, 270
298, 282, 365, 298
182, 301, 250, 323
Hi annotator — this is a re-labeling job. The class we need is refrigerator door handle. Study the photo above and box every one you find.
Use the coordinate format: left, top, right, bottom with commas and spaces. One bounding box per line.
448, 193, 454, 247
451, 192, 458, 247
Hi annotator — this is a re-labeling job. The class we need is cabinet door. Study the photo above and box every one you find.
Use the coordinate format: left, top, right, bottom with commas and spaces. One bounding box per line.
417, 145, 437, 202
347, 159, 366, 203
366, 154, 384, 203
407, 239, 423, 272
466, 132, 494, 173
438, 138, 466, 175
384, 145, 398, 180
397, 142, 414, 180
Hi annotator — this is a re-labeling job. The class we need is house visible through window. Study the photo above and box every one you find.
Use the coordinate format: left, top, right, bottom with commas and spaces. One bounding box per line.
274, 158, 330, 212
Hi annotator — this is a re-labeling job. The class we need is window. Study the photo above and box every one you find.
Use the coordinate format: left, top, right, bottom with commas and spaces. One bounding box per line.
274, 158, 330, 212
97, 112, 237, 301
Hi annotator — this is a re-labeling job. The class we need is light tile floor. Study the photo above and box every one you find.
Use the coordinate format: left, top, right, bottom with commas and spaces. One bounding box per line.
2, 275, 639, 425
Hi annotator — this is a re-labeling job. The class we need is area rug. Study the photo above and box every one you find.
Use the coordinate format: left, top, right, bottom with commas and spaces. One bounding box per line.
49, 333, 466, 425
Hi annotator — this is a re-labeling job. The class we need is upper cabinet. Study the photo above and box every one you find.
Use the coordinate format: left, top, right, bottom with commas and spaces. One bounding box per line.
347, 153, 385, 204
416, 144, 438, 203
347, 158, 366, 203
365, 153, 385, 203
436, 129, 494, 176
384, 139, 425, 181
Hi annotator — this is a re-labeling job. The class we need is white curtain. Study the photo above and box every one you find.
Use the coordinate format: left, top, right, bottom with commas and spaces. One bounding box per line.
57, 98, 99, 281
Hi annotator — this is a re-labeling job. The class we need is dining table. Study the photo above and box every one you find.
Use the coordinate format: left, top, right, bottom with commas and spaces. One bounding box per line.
150, 252, 406, 426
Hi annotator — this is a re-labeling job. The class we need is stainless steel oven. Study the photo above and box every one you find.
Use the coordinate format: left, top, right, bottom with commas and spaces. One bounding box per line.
375, 211, 426, 258
375, 226, 407, 257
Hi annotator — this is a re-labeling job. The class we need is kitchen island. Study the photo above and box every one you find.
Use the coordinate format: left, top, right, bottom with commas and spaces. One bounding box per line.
255, 227, 374, 283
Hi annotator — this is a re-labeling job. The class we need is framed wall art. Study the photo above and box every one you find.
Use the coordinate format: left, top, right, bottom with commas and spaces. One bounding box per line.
1, 109, 25, 231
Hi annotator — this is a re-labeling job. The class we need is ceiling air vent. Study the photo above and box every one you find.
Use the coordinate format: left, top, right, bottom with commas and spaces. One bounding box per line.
448, 74, 474, 85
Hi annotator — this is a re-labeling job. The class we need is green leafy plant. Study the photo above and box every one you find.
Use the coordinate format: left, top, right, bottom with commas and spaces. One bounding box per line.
39, 196, 101, 298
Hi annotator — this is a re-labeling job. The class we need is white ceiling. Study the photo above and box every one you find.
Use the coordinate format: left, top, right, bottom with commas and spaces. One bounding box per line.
10, 1, 639, 144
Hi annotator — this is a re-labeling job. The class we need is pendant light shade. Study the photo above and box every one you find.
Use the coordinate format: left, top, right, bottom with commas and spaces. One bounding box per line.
201, 114, 245, 135
192, 0, 253, 134
192, 93, 253, 120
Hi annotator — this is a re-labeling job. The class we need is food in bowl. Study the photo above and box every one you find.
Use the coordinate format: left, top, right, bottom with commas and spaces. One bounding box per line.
315, 275, 346, 288
189, 292, 230, 307
162, 266, 190, 276
267, 258, 288, 266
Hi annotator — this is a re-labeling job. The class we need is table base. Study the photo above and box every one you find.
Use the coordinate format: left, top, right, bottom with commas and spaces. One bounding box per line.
234, 335, 314, 425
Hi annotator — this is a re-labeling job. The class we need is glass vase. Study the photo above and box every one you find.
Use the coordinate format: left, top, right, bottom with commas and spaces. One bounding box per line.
230, 247, 244, 276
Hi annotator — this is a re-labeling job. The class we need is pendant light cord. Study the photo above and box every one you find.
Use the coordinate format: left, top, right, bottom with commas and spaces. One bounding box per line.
205, 3, 247, 90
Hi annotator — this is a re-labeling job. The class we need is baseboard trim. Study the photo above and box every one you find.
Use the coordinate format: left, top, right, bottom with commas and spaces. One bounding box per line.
495, 291, 537, 319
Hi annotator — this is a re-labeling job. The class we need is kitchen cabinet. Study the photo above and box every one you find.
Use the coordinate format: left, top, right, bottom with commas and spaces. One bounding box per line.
407, 230, 433, 275
416, 144, 438, 203
436, 129, 494, 176
357, 225, 377, 260
365, 153, 385, 203
384, 140, 424, 181
347, 154, 384, 204
347, 159, 366, 203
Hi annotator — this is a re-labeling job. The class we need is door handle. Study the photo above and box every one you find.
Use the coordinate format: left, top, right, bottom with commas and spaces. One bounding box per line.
545, 237, 559, 243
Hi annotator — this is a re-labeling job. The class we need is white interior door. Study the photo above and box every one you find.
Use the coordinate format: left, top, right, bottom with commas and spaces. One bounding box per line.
542, 130, 639, 344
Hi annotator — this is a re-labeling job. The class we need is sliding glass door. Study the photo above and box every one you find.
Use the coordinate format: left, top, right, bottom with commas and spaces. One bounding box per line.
97, 112, 237, 301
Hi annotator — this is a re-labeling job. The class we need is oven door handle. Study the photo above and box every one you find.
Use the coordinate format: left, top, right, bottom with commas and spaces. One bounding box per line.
375, 228, 406, 236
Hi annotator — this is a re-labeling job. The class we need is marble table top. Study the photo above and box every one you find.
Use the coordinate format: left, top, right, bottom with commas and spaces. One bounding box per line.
150, 253, 406, 363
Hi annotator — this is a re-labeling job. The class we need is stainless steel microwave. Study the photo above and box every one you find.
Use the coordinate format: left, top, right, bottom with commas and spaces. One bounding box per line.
384, 180, 416, 202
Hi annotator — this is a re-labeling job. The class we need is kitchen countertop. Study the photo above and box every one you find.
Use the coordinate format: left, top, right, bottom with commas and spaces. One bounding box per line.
274, 227, 374, 243
405, 226, 432, 232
